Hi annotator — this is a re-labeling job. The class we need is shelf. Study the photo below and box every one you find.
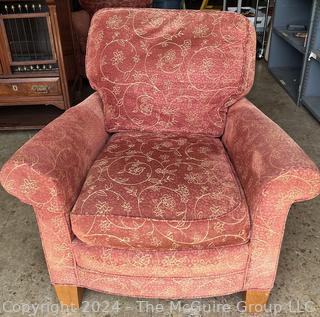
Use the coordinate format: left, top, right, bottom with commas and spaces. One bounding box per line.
310, 49, 320, 63
268, 0, 319, 121
273, 27, 307, 54
302, 96, 320, 121
269, 67, 301, 101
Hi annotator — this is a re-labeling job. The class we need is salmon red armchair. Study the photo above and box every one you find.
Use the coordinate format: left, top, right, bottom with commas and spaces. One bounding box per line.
1, 9, 320, 313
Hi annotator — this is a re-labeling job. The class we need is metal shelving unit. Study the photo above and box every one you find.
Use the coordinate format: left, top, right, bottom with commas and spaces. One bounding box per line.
301, 0, 320, 121
268, 0, 320, 121
273, 27, 307, 54
223, 0, 271, 58
269, 67, 301, 100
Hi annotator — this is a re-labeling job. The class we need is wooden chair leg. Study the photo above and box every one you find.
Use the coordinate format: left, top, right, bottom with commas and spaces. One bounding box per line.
54, 285, 84, 308
245, 290, 270, 314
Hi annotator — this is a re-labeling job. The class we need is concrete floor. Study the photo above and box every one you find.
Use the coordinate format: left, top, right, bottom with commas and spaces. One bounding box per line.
0, 61, 319, 317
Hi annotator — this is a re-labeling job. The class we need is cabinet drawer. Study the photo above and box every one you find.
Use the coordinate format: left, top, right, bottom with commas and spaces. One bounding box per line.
0, 78, 61, 97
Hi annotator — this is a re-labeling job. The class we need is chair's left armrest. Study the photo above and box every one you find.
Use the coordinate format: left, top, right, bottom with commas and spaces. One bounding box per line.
0, 92, 108, 214
222, 98, 320, 290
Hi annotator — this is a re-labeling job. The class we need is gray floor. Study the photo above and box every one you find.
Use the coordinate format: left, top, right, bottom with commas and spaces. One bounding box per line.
0, 61, 319, 317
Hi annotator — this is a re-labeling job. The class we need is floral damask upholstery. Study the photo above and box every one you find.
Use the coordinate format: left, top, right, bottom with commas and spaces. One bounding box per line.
86, 9, 255, 135
72, 1, 153, 77
72, 239, 249, 298
71, 132, 250, 250
1, 8, 320, 305
72, 239, 248, 278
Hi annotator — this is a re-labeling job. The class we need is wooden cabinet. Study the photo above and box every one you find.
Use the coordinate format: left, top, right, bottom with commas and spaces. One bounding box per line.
0, 0, 75, 110
0, 78, 61, 97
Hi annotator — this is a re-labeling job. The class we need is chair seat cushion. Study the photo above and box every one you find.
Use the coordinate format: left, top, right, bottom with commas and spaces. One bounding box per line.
71, 132, 250, 251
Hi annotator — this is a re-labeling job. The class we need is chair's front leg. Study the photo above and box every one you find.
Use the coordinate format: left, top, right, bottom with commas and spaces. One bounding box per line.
54, 285, 84, 308
245, 290, 270, 313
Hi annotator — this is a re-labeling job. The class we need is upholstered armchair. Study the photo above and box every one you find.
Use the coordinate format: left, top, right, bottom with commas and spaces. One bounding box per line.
72, 0, 153, 78
1, 9, 319, 313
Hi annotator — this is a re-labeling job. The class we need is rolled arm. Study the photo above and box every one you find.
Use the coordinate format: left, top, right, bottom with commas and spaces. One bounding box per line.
0, 93, 107, 285
223, 98, 320, 290
0, 92, 108, 214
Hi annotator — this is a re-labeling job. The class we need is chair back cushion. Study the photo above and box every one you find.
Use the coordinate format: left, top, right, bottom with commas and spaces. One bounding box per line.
86, 9, 256, 136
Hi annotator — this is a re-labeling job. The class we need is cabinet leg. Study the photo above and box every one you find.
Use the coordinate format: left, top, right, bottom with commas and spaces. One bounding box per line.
245, 290, 270, 313
54, 285, 83, 308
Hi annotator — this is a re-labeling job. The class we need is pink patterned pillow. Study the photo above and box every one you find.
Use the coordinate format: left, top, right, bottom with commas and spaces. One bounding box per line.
79, 0, 152, 16
86, 9, 256, 136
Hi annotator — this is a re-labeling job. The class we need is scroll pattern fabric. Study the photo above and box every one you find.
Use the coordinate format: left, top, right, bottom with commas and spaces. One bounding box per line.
223, 98, 320, 290
71, 132, 250, 251
86, 9, 256, 136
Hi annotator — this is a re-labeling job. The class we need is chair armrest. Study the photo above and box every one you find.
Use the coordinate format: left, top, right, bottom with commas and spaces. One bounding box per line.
222, 98, 320, 289
0, 93, 108, 213
223, 98, 320, 208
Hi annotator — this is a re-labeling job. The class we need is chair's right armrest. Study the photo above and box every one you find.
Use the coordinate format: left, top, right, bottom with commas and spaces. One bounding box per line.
223, 98, 320, 208
0, 92, 108, 214
222, 98, 320, 290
